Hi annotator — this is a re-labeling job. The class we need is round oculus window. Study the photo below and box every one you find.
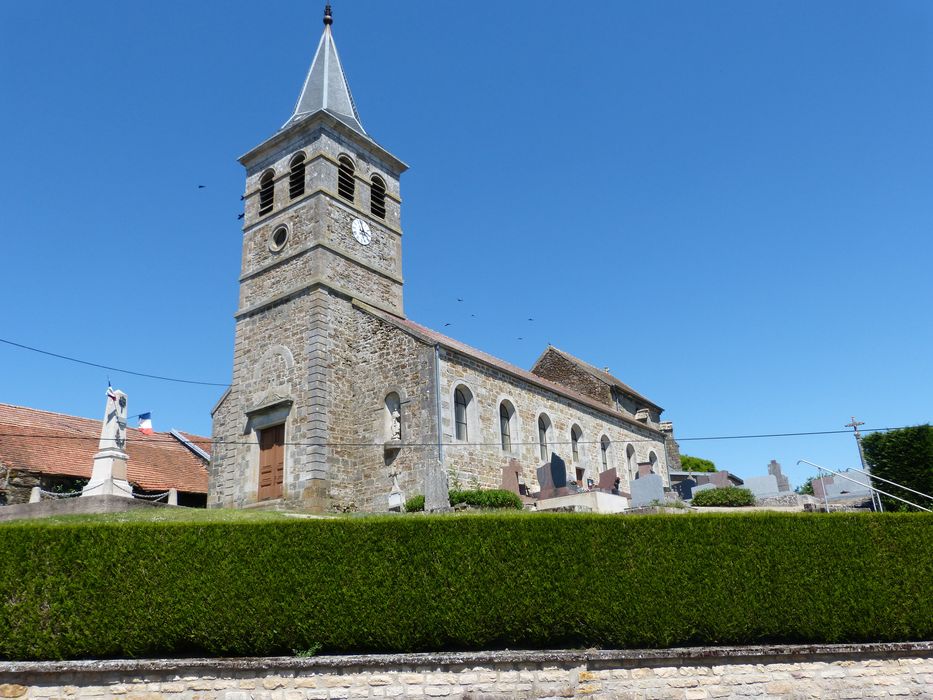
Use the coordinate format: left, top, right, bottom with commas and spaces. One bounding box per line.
269, 225, 289, 252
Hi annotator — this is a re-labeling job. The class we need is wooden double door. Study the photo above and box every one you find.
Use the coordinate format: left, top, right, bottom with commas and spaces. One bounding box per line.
258, 424, 285, 501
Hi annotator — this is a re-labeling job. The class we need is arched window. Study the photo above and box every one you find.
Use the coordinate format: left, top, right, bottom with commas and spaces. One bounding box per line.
499, 402, 513, 452
538, 414, 551, 462
571, 425, 582, 464
289, 153, 306, 199
258, 170, 275, 216
337, 155, 355, 201
626, 444, 637, 479
370, 175, 387, 219
385, 392, 401, 442
601, 436, 611, 470
649, 451, 658, 473
454, 387, 469, 441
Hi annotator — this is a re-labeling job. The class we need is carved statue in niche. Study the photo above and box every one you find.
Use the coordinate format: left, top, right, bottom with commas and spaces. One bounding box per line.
385, 392, 402, 442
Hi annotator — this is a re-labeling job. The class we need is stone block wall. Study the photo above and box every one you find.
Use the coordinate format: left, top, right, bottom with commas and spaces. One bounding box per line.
2, 643, 929, 699
439, 349, 669, 494
324, 300, 438, 512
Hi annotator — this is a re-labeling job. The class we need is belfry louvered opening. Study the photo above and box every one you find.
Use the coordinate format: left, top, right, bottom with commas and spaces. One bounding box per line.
289, 153, 306, 199
258, 170, 275, 216
337, 155, 355, 201
370, 175, 387, 219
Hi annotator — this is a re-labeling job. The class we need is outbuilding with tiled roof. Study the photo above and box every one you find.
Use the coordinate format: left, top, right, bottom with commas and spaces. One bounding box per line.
0, 403, 209, 506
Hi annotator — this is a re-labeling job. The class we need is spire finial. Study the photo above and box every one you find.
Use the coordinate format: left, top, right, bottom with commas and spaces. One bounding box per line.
323, 4, 333, 26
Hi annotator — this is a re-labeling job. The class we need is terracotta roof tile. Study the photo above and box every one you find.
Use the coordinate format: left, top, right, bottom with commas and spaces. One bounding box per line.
0, 403, 209, 494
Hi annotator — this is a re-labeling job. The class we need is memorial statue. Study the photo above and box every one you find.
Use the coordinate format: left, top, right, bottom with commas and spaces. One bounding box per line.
82, 386, 133, 498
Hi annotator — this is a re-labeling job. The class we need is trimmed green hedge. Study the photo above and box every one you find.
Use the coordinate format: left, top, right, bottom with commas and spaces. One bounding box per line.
0, 513, 930, 660
691, 487, 756, 507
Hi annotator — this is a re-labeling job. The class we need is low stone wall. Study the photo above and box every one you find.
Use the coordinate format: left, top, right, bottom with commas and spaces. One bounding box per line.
0, 494, 175, 522
0, 642, 930, 699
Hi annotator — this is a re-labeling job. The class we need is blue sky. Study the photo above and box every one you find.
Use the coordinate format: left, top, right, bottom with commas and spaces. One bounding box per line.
1, 1, 930, 488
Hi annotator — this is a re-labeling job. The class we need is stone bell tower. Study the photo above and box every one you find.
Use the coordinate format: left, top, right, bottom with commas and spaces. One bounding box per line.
209, 5, 408, 510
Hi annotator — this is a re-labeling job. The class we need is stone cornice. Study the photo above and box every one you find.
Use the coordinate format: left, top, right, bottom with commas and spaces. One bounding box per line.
238, 240, 404, 285
238, 110, 408, 174
236, 280, 401, 321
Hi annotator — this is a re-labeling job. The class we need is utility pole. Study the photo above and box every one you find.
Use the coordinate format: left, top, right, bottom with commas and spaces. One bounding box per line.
846, 416, 882, 512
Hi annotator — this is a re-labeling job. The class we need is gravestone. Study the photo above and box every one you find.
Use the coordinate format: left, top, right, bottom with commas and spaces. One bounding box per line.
673, 477, 697, 500
630, 472, 664, 507
637, 462, 653, 479
424, 461, 450, 512
501, 459, 522, 496
744, 474, 779, 499
536, 454, 568, 500
83, 387, 132, 499
691, 483, 716, 496
597, 468, 618, 493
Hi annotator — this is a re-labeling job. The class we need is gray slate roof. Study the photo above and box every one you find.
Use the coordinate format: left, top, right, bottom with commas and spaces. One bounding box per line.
285, 18, 366, 135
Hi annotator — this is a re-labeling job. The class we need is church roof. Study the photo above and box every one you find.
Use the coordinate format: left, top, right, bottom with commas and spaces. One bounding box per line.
284, 5, 366, 136
355, 303, 665, 436
0, 403, 210, 494
533, 346, 663, 411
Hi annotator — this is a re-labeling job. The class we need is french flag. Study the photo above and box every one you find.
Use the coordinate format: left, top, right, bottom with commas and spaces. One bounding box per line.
138, 412, 154, 435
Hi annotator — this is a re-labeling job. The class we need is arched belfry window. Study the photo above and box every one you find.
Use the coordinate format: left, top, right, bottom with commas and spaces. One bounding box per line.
499, 402, 514, 452
571, 425, 582, 464
289, 153, 306, 200
337, 155, 355, 201
454, 387, 469, 441
258, 170, 275, 216
370, 175, 387, 219
538, 414, 552, 462
601, 435, 611, 470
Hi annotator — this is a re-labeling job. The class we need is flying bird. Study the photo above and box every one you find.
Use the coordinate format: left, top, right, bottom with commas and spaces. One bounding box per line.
517, 337, 523, 341
237, 213, 244, 220
444, 323, 452, 327
457, 298, 463, 302
528, 318, 535, 321
198, 185, 206, 189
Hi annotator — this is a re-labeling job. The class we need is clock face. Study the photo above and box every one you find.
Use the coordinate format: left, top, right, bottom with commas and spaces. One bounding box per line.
351, 218, 372, 246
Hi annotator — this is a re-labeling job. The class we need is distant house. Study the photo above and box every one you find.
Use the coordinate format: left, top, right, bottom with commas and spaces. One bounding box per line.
0, 403, 210, 507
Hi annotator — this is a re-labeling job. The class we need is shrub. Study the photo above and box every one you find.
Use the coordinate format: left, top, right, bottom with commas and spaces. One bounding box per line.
0, 513, 929, 660
680, 455, 717, 473
404, 494, 425, 512
862, 425, 933, 512
691, 487, 756, 507
448, 489, 522, 510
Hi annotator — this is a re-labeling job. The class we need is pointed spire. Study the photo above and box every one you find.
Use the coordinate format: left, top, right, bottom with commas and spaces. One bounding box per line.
286, 5, 366, 135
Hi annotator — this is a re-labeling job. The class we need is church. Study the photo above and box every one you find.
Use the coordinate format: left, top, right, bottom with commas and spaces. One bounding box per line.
209, 7, 679, 512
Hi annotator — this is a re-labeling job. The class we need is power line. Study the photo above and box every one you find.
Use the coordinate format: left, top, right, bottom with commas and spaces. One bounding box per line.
0, 337, 229, 387
0, 426, 911, 448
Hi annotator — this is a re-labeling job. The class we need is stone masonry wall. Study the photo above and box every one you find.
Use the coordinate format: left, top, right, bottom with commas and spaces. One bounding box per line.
531, 349, 613, 408
1, 643, 929, 699
324, 300, 438, 512
440, 350, 669, 494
